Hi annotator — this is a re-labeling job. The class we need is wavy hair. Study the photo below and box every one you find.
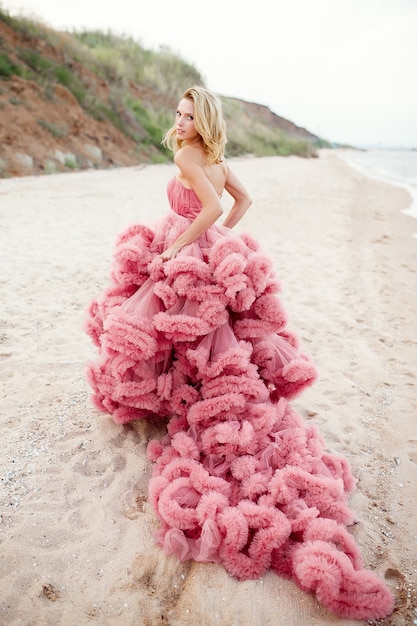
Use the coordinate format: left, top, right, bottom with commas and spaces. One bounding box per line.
162, 86, 227, 164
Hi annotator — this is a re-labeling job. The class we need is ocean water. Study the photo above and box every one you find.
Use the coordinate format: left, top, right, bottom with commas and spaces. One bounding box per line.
338, 149, 417, 223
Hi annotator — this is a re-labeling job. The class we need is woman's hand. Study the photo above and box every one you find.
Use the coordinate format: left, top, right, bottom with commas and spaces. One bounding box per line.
160, 243, 181, 262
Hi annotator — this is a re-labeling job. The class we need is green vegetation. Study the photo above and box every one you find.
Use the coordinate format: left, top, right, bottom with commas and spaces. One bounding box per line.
37, 118, 68, 138
64, 156, 78, 169
126, 96, 171, 154
18, 48, 53, 73
73, 31, 201, 95
0, 51, 22, 78
0, 6, 63, 44
0, 156, 8, 177
53, 65, 87, 103
0, 4, 324, 163
222, 98, 317, 158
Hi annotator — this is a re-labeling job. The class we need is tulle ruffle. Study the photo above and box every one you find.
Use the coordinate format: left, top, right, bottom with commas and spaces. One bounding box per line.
85, 213, 317, 422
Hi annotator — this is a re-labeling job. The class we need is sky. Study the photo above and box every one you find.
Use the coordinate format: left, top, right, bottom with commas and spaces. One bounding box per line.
2, 0, 417, 148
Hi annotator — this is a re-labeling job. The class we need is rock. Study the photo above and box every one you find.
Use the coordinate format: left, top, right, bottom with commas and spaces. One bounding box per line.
84, 144, 102, 161
54, 150, 77, 167
15, 153, 33, 169
63, 153, 77, 168
44, 159, 58, 174
54, 149, 66, 165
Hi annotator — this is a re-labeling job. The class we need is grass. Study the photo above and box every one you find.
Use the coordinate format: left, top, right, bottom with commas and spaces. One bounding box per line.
126, 96, 171, 153
0, 51, 22, 78
222, 98, 317, 158
0, 4, 322, 164
37, 118, 68, 138
64, 156, 78, 169
73, 30, 201, 96
0, 6, 58, 44
0, 156, 8, 177
18, 48, 53, 73
53, 65, 87, 103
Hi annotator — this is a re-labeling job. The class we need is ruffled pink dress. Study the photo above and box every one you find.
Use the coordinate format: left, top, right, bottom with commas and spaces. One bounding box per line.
85, 177, 393, 620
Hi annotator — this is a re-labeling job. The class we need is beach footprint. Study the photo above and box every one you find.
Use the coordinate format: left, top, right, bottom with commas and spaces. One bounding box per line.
0, 328, 13, 357
119, 550, 192, 625
122, 486, 148, 520
406, 439, 417, 465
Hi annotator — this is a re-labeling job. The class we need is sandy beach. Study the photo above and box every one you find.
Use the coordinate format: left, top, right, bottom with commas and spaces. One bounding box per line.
1, 151, 416, 625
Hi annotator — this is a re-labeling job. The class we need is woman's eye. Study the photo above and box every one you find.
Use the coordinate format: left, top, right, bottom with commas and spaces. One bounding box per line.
176, 111, 193, 120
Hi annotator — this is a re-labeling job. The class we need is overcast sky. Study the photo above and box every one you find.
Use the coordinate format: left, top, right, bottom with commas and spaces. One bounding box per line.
3, 0, 417, 148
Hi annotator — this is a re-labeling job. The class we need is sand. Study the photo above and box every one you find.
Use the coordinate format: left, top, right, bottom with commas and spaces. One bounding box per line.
0, 151, 416, 626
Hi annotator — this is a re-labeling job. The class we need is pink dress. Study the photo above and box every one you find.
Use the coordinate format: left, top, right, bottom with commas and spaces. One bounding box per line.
85, 177, 393, 620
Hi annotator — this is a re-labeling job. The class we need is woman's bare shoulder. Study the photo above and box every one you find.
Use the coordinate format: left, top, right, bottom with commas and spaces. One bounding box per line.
175, 144, 206, 166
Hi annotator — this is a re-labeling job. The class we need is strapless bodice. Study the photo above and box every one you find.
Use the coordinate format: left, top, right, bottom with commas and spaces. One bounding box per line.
167, 177, 202, 218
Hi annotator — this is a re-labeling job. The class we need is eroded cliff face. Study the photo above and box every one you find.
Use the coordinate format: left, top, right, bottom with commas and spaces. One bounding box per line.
0, 16, 320, 179
0, 18, 168, 177
0, 74, 140, 177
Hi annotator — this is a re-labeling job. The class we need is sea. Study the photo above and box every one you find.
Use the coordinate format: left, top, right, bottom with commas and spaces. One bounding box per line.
338, 149, 417, 230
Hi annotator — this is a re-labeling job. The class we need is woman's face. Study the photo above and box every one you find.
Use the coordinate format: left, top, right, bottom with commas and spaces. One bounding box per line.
176, 98, 199, 144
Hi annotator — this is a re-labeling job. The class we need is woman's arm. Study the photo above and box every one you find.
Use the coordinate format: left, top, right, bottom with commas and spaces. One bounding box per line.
222, 166, 252, 229
161, 148, 223, 260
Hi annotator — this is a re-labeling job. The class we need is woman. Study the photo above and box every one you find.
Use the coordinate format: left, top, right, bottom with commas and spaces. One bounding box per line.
160, 87, 251, 260
85, 86, 393, 620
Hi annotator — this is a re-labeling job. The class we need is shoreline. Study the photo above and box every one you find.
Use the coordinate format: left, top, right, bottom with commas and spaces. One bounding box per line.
1, 152, 416, 625
336, 148, 417, 222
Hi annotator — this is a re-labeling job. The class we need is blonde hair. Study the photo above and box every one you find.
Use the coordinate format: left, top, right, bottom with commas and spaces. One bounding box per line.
162, 86, 227, 164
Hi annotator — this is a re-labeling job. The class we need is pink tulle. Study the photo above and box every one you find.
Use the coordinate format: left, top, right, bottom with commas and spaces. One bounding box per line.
84, 177, 394, 620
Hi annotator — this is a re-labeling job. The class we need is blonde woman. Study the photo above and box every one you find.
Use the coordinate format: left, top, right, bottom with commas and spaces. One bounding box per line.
160, 86, 252, 260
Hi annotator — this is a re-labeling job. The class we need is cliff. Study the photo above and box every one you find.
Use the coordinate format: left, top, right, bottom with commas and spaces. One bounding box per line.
0, 10, 325, 178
